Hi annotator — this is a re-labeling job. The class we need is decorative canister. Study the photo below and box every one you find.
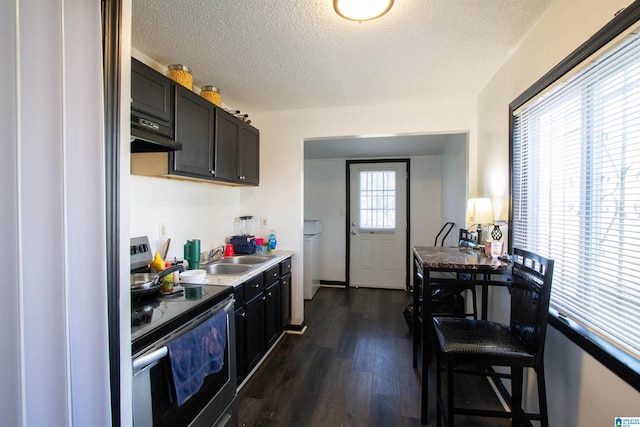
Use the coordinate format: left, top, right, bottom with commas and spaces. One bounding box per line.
200, 86, 221, 106
167, 64, 192, 90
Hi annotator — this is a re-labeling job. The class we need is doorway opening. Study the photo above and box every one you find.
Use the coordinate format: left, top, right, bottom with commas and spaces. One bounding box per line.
303, 132, 468, 295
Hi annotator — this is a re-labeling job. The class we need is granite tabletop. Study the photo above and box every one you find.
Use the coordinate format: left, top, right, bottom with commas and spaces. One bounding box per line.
412, 246, 510, 271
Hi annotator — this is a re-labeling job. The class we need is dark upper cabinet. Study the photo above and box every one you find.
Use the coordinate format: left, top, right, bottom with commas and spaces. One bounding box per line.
214, 109, 260, 185
131, 58, 172, 126
170, 84, 215, 179
214, 111, 240, 182
239, 125, 260, 185
130, 58, 181, 152
130, 57, 259, 185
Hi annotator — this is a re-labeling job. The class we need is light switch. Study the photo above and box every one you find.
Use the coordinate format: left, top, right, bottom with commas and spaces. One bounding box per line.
159, 223, 167, 239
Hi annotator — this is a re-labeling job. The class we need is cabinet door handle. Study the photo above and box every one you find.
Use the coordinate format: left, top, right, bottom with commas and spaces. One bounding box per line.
210, 169, 215, 175
240, 311, 246, 318
267, 292, 272, 297
252, 283, 260, 288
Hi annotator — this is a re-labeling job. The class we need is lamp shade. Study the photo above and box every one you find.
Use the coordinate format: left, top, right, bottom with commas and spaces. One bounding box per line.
466, 198, 494, 225
334, 0, 394, 21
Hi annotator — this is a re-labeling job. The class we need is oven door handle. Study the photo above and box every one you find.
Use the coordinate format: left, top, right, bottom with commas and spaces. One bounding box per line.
132, 346, 168, 372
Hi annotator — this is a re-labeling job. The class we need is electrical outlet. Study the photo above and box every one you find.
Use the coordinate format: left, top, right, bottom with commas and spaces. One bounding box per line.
159, 222, 168, 239
260, 216, 269, 229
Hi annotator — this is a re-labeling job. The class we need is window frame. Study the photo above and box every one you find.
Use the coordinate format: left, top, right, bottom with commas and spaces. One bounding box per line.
358, 169, 398, 232
509, 1, 640, 392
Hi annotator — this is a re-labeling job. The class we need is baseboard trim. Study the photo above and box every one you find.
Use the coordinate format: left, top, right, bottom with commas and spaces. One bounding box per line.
320, 280, 347, 287
285, 326, 307, 335
284, 322, 306, 332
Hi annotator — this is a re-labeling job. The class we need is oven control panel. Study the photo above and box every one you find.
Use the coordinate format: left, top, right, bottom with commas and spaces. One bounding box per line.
131, 236, 153, 271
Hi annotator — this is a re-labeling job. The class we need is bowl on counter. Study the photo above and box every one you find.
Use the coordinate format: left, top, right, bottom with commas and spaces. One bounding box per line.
179, 269, 206, 285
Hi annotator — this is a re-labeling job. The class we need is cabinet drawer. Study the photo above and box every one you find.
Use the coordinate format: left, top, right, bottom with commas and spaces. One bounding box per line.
280, 257, 292, 276
264, 264, 280, 287
233, 283, 245, 308
244, 275, 264, 301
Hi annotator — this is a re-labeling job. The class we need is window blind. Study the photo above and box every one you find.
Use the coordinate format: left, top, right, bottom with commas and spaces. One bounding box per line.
512, 32, 640, 359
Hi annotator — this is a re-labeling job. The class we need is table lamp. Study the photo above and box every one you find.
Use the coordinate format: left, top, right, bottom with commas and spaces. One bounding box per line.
466, 198, 494, 240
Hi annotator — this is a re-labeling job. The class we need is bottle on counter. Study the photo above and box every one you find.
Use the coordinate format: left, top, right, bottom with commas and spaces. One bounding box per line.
267, 231, 277, 253
161, 261, 174, 294
255, 238, 264, 255
150, 252, 165, 273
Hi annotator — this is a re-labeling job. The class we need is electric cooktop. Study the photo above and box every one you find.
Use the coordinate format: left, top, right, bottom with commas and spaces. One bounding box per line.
131, 283, 232, 356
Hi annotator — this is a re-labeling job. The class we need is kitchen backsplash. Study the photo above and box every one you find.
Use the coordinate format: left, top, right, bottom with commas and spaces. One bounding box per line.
129, 175, 242, 260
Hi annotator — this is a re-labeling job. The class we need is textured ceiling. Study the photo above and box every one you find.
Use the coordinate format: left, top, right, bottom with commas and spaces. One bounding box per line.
131, 0, 555, 114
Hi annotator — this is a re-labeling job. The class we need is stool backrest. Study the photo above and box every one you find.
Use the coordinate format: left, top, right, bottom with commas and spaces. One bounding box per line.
459, 228, 481, 247
510, 248, 555, 356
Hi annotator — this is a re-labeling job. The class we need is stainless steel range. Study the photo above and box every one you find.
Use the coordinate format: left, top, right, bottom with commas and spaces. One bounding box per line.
130, 237, 237, 427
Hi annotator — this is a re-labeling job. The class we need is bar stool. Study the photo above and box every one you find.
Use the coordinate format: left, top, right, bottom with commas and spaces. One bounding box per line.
432, 248, 554, 427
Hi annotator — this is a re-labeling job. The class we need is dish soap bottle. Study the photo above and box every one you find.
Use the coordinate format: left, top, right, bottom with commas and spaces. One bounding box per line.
267, 231, 277, 253
150, 252, 165, 273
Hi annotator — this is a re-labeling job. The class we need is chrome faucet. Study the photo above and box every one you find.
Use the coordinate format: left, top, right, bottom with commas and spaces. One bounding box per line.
207, 245, 225, 263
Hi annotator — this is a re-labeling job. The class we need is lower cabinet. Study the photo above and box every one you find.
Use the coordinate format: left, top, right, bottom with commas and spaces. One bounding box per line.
280, 257, 292, 329
234, 256, 292, 385
264, 281, 281, 349
245, 293, 265, 372
280, 273, 291, 329
234, 306, 247, 382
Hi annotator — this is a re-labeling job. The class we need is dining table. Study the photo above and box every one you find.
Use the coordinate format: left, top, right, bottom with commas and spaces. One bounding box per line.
412, 245, 512, 424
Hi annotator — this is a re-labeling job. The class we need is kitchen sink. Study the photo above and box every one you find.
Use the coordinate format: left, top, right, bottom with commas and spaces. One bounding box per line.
204, 263, 254, 275
220, 255, 274, 265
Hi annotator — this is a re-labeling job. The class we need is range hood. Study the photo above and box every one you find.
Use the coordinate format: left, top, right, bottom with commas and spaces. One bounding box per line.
130, 125, 182, 153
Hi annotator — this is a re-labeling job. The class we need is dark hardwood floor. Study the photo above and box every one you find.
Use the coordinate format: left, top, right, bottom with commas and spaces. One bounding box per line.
237, 287, 509, 427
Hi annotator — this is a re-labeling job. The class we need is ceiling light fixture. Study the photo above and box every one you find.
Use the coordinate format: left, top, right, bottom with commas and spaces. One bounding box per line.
334, 0, 394, 22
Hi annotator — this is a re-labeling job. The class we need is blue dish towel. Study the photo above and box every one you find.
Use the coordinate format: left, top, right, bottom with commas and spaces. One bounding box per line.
166, 309, 227, 406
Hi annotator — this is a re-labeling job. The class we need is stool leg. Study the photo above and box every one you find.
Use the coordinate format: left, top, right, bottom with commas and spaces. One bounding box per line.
511, 367, 524, 427
447, 355, 454, 427
537, 362, 549, 427
436, 348, 442, 427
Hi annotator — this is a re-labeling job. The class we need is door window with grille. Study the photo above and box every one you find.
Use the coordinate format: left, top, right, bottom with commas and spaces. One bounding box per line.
358, 170, 396, 231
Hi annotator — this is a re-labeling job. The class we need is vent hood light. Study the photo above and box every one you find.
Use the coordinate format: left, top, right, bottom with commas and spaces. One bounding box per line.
130, 127, 183, 152
334, 0, 393, 22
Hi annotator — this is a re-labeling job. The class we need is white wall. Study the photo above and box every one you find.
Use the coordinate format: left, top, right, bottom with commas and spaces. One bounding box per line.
247, 100, 476, 325
440, 135, 468, 247
1, 0, 111, 426
409, 156, 444, 249
304, 154, 455, 283
304, 158, 346, 281
476, 0, 640, 423
129, 176, 242, 259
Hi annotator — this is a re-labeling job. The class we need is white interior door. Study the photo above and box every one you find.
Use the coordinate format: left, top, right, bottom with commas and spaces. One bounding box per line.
349, 162, 407, 289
